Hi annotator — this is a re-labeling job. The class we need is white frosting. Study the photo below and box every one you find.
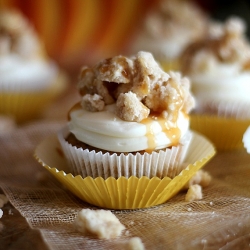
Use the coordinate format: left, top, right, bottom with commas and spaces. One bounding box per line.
0, 54, 58, 92
68, 104, 189, 152
190, 63, 250, 106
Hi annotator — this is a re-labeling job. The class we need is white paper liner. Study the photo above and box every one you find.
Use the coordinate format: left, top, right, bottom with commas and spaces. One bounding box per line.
243, 126, 250, 154
57, 126, 193, 179
196, 99, 250, 120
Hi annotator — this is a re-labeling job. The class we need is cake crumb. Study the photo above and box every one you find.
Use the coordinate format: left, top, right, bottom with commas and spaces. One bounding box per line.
77, 51, 195, 122
185, 170, 212, 189
81, 94, 105, 112
74, 209, 125, 239
185, 184, 203, 202
120, 237, 145, 250
126, 237, 145, 250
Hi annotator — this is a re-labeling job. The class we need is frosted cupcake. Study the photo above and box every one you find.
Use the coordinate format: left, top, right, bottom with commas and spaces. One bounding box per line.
58, 51, 196, 179
0, 9, 66, 123
181, 17, 250, 150
35, 51, 216, 209
127, 0, 208, 71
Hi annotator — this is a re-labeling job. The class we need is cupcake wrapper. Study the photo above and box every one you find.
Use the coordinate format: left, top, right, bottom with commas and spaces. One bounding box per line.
0, 71, 67, 123
34, 131, 215, 209
197, 99, 250, 120
57, 127, 192, 179
190, 114, 250, 151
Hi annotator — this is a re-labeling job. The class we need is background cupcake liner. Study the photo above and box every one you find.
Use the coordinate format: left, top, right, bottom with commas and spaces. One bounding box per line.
0, 71, 68, 123
57, 127, 193, 179
196, 99, 250, 120
190, 114, 250, 151
34, 131, 215, 209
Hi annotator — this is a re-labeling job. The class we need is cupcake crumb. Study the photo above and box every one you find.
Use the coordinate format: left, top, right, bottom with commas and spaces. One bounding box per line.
81, 94, 105, 112
185, 184, 203, 202
125, 230, 131, 236
185, 170, 212, 189
126, 237, 145, 250
74, 208, 125, 239
77, 51, 195, 123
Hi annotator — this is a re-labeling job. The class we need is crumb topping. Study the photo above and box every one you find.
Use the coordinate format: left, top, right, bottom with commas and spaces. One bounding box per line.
181, 16, 250, 74
0, 9, 44, 58
77, 51, 195, 122
143, 0, 207, 40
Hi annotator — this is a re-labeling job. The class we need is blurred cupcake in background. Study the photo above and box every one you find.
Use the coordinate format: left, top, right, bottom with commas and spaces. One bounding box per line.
126, 0, 208, 71
180, 16, 250, 150
0, 9, 67, 123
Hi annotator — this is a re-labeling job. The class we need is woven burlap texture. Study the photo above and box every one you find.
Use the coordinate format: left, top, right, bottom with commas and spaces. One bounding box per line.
0, 121, 250, 250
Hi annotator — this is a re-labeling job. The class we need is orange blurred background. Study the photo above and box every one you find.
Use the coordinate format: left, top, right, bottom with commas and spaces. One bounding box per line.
1, 0, 249, 74
0, 0, 161, 73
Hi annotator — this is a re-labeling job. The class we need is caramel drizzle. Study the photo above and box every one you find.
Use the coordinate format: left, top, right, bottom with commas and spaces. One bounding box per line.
67, 102, 81, 121
141, 114, 181, 153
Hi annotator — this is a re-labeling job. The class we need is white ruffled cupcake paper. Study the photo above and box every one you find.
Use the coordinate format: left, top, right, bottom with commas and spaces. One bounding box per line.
58, 127, 193, 179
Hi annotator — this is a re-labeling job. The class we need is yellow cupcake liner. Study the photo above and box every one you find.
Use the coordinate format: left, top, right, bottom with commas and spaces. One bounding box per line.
34, 131, 215, 210
190, 114, 250, 151
0, 71, 68, 123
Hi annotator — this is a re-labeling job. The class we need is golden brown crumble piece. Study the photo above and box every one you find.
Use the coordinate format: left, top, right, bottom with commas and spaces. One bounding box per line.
77, 51, 195, 121
81, 94, 105, 112
116, 91, 150, 122
0, 9, 44, 58
144, 0, 207, 40
95, 55, 133, 83
181, 16, 250, 74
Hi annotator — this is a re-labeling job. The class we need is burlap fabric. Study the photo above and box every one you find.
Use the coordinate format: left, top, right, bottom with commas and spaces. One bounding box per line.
1, 121, 250, 250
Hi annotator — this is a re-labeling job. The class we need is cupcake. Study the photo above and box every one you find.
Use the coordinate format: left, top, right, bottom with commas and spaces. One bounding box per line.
180, 17, 250, 150
127, 0, 208, 71
35, 51, 215, 209
0, 9, 67, 123
59, 51, 196, 179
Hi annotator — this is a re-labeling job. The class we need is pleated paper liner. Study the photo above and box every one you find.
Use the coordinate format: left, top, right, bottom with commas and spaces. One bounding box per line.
58, 127, 193, 179
190, 114, 250, 152
0, 71, 68, 123
34, 131, 215, 210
